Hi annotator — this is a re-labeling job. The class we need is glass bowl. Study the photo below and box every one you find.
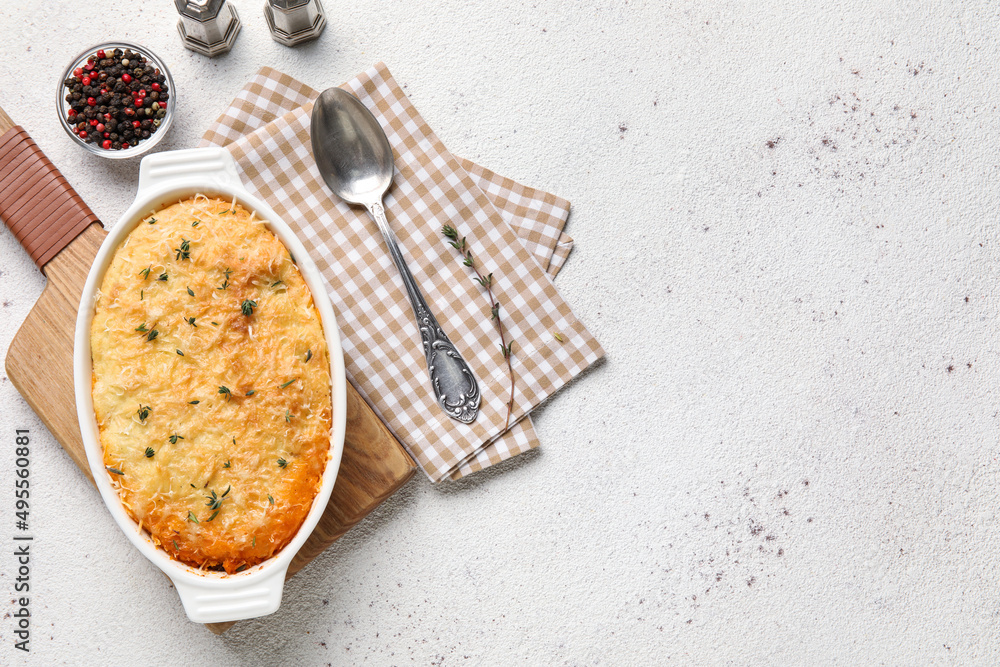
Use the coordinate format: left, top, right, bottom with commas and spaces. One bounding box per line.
57, 41, 175, 160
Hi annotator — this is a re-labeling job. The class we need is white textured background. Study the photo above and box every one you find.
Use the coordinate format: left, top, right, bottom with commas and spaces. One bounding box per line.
2, 1, 999, 664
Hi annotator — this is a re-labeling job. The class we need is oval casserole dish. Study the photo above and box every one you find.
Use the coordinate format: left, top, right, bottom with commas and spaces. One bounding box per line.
74, 148, 347, 624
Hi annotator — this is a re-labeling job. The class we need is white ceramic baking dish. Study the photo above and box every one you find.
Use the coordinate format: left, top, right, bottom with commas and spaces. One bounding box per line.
74, 147, 347, 624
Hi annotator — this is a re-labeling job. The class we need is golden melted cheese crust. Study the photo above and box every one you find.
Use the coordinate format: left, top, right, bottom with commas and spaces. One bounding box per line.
91, 197, 331, 573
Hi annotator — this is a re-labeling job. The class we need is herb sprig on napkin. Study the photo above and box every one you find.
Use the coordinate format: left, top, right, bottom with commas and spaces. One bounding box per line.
442, 225, 516, 431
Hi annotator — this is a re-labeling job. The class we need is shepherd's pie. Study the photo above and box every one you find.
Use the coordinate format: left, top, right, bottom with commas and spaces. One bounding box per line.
90, 196, 331, 573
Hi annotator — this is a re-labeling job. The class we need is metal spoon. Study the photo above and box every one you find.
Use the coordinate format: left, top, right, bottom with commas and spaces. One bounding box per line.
310, 87, 480, 424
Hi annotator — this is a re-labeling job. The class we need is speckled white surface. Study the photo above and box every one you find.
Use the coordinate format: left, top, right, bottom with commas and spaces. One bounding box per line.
2, 1, 1000, 664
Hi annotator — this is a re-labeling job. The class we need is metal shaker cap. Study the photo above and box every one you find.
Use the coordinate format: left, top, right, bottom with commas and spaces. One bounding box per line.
270, 0, 311, 8
174, 0, 226, 20
176, 0, 241, 57
265, 0, 327, 46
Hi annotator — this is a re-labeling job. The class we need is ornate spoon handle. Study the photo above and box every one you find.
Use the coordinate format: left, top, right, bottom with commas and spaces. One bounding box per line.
366, 201, 481, 423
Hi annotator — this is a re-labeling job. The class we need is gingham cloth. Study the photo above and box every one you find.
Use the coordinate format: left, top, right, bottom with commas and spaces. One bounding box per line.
200, 64, 603, 482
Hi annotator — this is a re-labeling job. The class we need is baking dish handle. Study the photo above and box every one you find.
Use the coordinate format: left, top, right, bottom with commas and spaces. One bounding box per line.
137, 147, 242, 195
171, 565, 287, 624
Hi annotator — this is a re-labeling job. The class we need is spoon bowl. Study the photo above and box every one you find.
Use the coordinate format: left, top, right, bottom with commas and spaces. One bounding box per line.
310, 87, 481, 424
311, 88, 393, 206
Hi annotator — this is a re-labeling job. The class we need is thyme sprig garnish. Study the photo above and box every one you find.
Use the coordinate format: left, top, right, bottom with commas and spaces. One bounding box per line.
169, 434, 184, 444
442, 225, 517, 430
176, 349, 184, 356
279, 378, 297, 389
185, 316, 197, 327
304, 349, 312, 363
146, 329, 159, 342
107, 466, 124, 476
187, 287, 195, 297
277, 458, 287, 468
205, 485, 231, 521
268, 494, 275, 505
218, 386, 232, 401
158, 272, 168, 281
174, 238, 191, 261
223, 460, 231, 469
135, 322, 148, 333
137, 404, 152, 422
241, 299, 257, 316
139, 266, 151, 279
246, 389, 256, 397
187, 511, 199, 523
144, 447, 155, 458
218, 268, 232, 291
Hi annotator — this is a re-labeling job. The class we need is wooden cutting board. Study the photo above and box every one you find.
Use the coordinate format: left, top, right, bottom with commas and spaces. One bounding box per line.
0, 107, 416, 634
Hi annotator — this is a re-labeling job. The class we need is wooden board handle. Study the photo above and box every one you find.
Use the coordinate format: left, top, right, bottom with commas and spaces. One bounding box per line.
0, 105, 100, 269
0, 106, 14, 134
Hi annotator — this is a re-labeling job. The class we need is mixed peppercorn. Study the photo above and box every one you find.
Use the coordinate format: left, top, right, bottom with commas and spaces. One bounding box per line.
62, 47, 170, 151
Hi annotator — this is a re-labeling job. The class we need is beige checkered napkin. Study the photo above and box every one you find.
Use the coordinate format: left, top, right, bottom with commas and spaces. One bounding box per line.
200, 64, 603, 481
